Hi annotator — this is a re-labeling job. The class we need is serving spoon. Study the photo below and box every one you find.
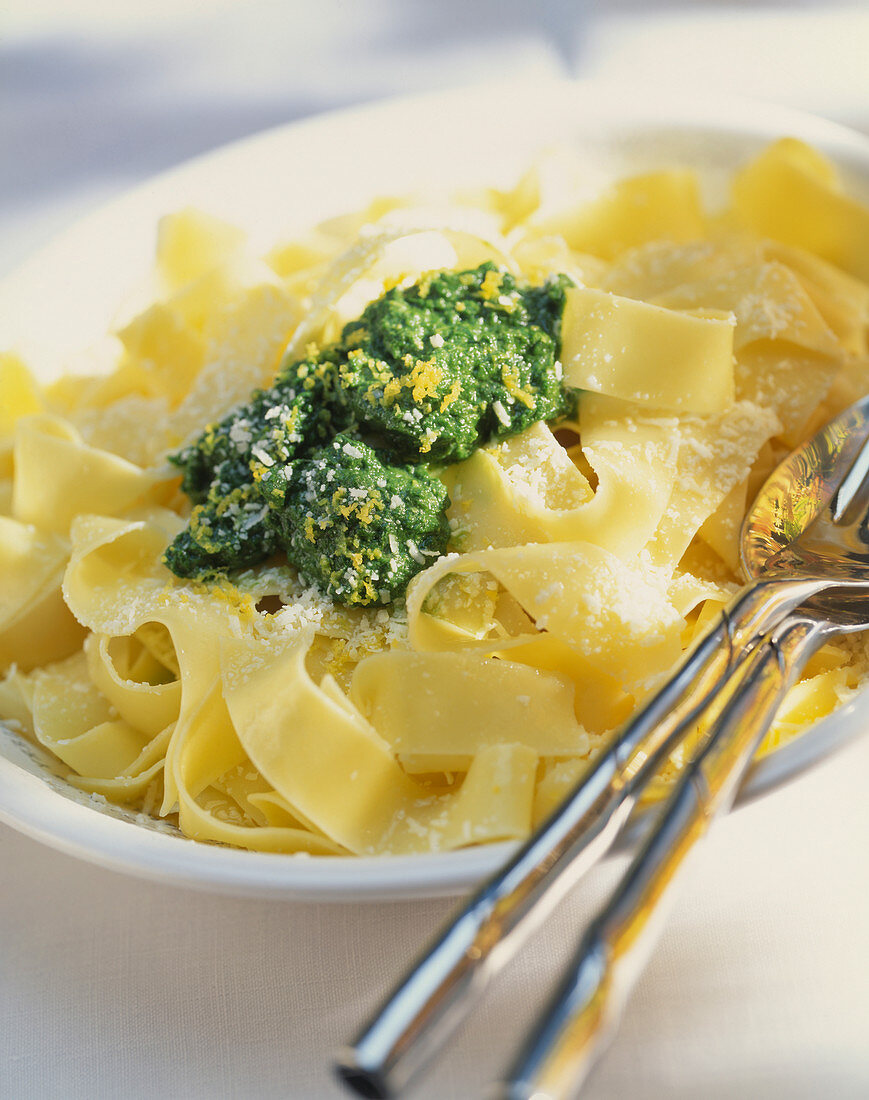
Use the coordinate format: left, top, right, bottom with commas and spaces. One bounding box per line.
336, 393, 869, 1100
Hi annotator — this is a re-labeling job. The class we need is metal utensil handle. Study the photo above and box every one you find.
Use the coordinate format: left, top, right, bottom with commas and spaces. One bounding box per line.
497, 614, 826, 1100
335, 577, 826, 1100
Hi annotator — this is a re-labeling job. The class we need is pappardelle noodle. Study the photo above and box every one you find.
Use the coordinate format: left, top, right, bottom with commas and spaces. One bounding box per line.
2, 137, 868, 856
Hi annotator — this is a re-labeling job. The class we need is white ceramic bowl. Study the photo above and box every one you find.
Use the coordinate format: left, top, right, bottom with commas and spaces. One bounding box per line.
2, 79, 868, 900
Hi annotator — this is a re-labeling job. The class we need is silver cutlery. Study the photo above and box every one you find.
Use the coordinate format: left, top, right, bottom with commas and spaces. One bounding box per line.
495, 600, 869, 1098
336, 393, 869, 1100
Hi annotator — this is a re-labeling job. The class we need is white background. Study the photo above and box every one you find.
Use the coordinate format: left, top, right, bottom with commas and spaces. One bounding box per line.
1, 3, 869, 1097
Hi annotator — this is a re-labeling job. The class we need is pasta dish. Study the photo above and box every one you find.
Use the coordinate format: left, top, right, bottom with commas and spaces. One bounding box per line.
1, 137, 868, 856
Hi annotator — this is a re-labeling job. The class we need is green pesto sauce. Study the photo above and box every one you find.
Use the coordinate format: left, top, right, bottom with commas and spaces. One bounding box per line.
169, 351, 350, 505
265, 435, 450, 606
340, 265, 573, 463
163, 460, 278, 577
165, 262, 576, 605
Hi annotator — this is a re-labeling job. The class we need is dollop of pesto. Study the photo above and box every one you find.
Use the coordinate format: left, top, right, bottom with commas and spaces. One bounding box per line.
340, 265, 573, 463
265, 435, 450, 606
169, 349, 350, 503
163, 464, 278, 578
165, 262, 576, 604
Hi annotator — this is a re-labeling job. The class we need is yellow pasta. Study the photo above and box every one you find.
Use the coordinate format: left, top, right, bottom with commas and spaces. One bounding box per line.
560, 287, 736, 412
2, 140, 868, 856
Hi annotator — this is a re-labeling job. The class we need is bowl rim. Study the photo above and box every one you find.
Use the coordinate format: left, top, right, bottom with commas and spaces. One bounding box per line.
2, 77, 868, 901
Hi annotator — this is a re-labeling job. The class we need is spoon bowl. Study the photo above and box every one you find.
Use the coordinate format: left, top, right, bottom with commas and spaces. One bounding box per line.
742, 392, 869, 583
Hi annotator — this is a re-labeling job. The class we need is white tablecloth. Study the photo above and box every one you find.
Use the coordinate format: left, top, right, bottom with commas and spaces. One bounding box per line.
3, 733, 868, 1099
2, 4, 868, 1097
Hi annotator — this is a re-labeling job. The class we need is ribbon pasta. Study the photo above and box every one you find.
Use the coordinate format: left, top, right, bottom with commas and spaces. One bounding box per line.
2, 137, 868, 856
